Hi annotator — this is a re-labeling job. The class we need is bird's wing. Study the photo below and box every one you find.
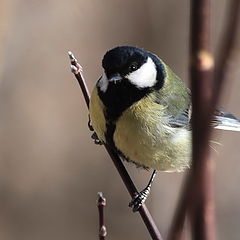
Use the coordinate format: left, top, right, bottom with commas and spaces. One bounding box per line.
168, 107, 191, 129
153, 61, 192, 130
153, 61, 239, 132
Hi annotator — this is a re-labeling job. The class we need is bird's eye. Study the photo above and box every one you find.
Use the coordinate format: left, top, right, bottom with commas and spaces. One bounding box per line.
129, 62, 138, 71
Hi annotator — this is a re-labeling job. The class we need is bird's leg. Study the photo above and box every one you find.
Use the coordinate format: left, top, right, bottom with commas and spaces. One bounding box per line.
88, 117, 94, 131
88, 116, 103, 145
129, 170, 157, 212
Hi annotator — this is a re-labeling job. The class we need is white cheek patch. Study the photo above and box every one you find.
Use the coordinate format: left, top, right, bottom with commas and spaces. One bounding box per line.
126, 57, 157, 89
98, 72, 109, 92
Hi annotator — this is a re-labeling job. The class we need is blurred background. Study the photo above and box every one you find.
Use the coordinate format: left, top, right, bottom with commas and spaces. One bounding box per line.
0, 0, 239, 239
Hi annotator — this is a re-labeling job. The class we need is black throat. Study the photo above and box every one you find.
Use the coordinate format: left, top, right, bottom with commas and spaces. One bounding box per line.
98, 79, 151, 123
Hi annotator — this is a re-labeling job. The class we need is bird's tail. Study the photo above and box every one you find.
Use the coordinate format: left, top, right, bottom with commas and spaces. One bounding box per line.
213, 109, 240, 132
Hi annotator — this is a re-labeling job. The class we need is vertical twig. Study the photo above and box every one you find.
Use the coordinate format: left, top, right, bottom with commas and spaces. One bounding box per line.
167, 1, 240, 239
168, 1, 215, 240
190, 1, 215, 240
68, 52, 163, 240
214, 0, 240, 95
97, 192, 107, 240
166, 175, 190, 240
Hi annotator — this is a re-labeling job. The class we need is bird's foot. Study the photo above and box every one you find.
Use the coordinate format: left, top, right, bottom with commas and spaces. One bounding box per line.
129, 187, 150, 212
88, 118, 94, 131
91, 132, 103, 145
88, 118, 103, 145
129, 170, 156, 212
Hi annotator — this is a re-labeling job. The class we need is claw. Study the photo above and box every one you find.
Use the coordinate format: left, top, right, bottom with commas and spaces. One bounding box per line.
129, 170, 157, 212
88, 117, 103, 145
88, 119, 94, 131
129, 188, 150, 212
91, 132, 103, 145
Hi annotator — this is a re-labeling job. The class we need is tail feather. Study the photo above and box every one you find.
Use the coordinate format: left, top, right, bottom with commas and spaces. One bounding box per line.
214, 116, 240, 131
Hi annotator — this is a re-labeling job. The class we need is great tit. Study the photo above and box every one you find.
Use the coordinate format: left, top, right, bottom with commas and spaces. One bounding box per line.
89, 46, 240, 211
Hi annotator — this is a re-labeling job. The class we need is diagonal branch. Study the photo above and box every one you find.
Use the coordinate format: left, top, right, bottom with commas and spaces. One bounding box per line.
68, 51, 163, 240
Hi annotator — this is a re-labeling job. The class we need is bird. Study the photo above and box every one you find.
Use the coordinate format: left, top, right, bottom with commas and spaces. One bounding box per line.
88, 46, 240, 211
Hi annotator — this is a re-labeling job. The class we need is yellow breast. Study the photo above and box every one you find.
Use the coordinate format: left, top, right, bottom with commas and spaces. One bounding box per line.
89, 87, 191, 172
113, 94, 191, 172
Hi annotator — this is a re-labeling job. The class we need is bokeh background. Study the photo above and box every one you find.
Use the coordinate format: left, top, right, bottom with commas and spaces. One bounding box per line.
0, 0, 239, 239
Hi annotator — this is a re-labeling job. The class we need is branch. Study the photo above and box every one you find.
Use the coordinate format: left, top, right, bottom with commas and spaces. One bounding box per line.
168, 0, 215, 239
97, 192, 107, 240
167, 1, 240, 239
68, 52, 163, 240
214, 0, 240, 95
188, 0, 216, 239
69, 52, 90, 108
166, 175, 190, 240
189, 0, 240, 238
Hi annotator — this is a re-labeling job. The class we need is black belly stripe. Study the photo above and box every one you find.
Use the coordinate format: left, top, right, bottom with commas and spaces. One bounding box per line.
105, 122, 116, 149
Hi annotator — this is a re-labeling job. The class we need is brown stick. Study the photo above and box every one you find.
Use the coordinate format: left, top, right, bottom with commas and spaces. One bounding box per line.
68, 52, 90, 108
167, 1, 240, 239
189, 1, 216, 240
166, 173, 190, 240
214, 0, 240, 95
97, 192, 107, 240
167, 1, 215, 240
68, 52, 163, 240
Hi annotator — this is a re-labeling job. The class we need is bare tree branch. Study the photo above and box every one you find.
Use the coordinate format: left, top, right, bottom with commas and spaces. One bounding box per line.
69, 2, 240, 239
97, 192, 107, 240
68, 52, 163, 240
190, 0, 216, 237
214, 0, 240, 95
167, 1, 240, 240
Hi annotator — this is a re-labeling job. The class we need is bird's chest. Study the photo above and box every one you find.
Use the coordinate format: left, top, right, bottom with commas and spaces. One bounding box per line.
113, 103, 167, 163
113, 101, 191, 171
114, 107, 165, 148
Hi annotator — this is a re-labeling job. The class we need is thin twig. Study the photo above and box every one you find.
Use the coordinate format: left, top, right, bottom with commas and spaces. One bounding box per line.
68, 51, 90, 108
189, 0, 215, 240
166, 174, 190, 240
168, 1, 240, 239
214, 0, 240, 96
97, 192, 107, 240
168, 0, 216, 239
189, 1, 240, 239
68, 52, 163, 240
